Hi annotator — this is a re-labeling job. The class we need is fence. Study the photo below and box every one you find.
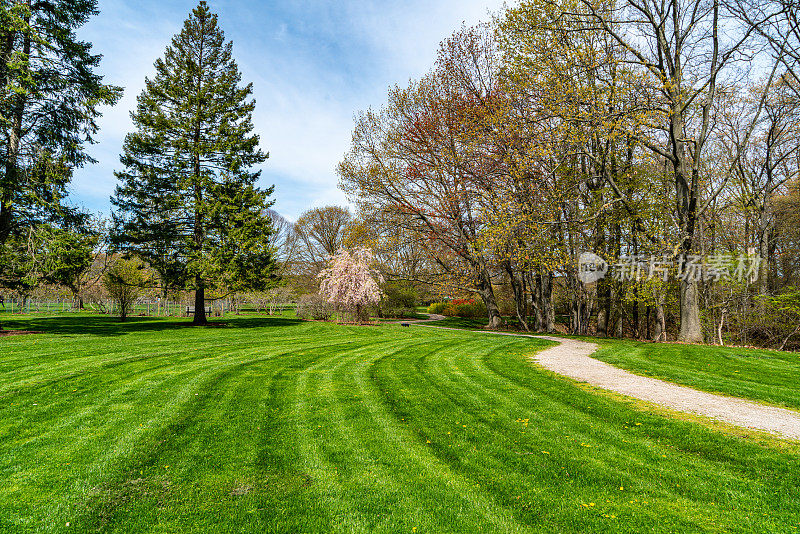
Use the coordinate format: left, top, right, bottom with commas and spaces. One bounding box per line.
0, 297, 294, 317
0, 298, 205, 317
0, 298, 76, 314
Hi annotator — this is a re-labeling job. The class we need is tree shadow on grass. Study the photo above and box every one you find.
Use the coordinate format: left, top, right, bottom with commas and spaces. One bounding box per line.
0, 314, 303, 337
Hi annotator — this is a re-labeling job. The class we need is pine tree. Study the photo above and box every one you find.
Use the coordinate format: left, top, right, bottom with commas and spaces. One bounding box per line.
111, 1, 277, 325
1, 0, 120, 243
0, 0, 121, 329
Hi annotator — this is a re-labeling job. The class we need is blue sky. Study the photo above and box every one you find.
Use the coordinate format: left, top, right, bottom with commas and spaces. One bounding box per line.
74, 0, 504, 220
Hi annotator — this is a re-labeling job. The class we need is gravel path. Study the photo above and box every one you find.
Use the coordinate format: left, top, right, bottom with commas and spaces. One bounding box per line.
417, 325, 800, 440
532, 336, 800, 440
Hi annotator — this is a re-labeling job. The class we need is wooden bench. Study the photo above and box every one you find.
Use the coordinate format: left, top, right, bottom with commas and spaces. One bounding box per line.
186, 306, 212, 315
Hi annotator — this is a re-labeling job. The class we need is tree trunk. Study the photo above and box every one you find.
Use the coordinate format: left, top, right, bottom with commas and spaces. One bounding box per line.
570, 282, 592, 336
653, 301, 666, 342
757, 204, 771, 311
190, 26, 206, 328
477, 273, 502, 329
505, 263, 529, 331
531, 271, 555, 333
542, 272, 555, 333
571, 301, 588, 335
668, 77, 704, 344
531, 272, 544, 331
596, 280, 611, 336
193, 277, 208, 325
678, 278, 703, 343
71, 289, 84, 310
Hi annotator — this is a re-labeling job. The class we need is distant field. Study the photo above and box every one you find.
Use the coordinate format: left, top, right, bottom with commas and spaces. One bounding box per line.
1, 314, 799, 532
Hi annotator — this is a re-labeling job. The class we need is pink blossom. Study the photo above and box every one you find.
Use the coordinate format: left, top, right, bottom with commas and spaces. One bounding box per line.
318, 247, 384, 322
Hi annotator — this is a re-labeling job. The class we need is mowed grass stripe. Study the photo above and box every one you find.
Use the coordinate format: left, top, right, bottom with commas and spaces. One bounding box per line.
366, 339, 540, 533
373, 338, 623, 531
479, 341, 800, 531
375, 333, 800, 532
344, 339, 523, 533
0, 315, 799, 532
5, 346, 315, 531
76, 347, 332, 533
293, 338, 481, 532
2, 321, 376, 531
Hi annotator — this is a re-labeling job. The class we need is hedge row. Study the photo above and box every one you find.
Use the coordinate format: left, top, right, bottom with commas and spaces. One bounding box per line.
427, 300, 487, 318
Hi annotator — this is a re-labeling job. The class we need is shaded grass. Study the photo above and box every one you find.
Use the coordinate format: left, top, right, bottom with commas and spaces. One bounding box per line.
0, 314, 798, 532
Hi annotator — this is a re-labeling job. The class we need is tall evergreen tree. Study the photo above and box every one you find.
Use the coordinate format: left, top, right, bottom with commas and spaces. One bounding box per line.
0, 0, 121, 329
111, 1, 277, 325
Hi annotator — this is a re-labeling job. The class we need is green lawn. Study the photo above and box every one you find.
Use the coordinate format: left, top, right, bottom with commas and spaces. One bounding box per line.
429, 316, 800, 411
591, 340, 800, 411
1, 314, 799, 532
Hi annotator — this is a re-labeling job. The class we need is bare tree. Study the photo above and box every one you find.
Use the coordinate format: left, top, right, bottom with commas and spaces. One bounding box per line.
731, 0, 800, 99
574, 0, 779, 341
266, 209, 301, 274
294, 206, 352, 267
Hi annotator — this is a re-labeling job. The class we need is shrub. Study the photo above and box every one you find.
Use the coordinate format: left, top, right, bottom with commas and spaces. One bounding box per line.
454, 301, 487, 318
384, 307, 417, 319
763, 288, 800, 350
442, 303, 458, 317
380, 282, 418, 318
296, 293, 334, 321
427, 299, 487, 318
427, 302, 447, 315
102, 257, 151, 322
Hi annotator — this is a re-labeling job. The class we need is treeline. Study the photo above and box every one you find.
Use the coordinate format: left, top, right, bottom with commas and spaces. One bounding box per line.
337, 0, 800, 348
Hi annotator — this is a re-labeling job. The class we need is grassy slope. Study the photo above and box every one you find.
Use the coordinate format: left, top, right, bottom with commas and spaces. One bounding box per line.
0, 314, 798, 532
